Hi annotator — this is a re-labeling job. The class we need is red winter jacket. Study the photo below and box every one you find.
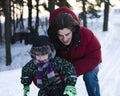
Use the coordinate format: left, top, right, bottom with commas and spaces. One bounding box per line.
48, 7, 102, 76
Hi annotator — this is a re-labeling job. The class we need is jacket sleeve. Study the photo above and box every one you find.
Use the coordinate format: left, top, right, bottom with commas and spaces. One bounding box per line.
74, 27, 102, 76
55, 57, 77, 86
21, 62, 33, 86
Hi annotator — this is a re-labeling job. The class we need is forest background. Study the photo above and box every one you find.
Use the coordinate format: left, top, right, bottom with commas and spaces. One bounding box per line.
0, 0, 120, 68
0, 0, 120, 96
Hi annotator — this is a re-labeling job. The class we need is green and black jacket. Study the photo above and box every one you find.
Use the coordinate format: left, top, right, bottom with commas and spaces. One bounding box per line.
21, 56, 77, 96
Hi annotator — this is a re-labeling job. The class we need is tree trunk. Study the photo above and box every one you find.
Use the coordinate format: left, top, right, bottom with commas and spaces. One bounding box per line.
59, 0, 67, 7
48, 0, 55, 13
103, 0, 109, 31
4, 0, 12, 65
82, 0, 87, 27
35, 0, 39, 34
28, 0, 32, 31
0, 16, 2, 43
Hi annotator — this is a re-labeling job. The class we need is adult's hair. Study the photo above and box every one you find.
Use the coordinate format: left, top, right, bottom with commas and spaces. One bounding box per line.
47, 13, 80, 43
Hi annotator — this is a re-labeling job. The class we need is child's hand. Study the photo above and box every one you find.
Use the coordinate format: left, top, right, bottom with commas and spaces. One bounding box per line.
64, 85, 77, 96
23, 86, 30, 96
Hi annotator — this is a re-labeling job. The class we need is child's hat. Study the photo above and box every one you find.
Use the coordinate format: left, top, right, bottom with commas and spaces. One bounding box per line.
30, 35, 54, 57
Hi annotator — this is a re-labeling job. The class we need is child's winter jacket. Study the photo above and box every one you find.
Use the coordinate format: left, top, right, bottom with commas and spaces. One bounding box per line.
21, 56, 77, 96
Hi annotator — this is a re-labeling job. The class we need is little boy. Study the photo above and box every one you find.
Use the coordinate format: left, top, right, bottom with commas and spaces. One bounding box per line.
21, 35, 77, 96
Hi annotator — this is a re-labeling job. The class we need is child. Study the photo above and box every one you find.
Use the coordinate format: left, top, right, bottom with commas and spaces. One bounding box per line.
21, 35, 77, 96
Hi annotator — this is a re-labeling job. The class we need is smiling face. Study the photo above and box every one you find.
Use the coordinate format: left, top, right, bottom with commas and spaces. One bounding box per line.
58, 28, 73, 46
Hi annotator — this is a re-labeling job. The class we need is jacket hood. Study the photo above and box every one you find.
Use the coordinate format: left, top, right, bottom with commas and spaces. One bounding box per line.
48, 7, 81, 51
49, 7, 80, 25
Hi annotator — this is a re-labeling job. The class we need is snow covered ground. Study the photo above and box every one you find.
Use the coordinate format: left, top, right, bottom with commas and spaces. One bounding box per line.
0, 9, 120, 96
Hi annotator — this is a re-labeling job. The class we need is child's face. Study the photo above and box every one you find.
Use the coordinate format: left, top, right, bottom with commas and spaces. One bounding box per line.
36, 54, 49, 61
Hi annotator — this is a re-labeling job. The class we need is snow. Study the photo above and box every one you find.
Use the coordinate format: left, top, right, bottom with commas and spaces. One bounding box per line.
0, 9, 120, 96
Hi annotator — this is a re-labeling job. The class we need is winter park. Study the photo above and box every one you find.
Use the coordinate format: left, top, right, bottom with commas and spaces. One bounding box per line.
0, 0, 120, 96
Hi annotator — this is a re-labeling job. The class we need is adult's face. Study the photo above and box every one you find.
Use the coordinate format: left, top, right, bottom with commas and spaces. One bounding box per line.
58, 28, 72, 46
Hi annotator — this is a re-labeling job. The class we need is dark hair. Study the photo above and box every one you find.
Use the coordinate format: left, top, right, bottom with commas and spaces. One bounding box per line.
47, 13, 80, 42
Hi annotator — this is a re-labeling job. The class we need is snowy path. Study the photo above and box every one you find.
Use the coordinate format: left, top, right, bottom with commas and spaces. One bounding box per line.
99, 11, 120, 96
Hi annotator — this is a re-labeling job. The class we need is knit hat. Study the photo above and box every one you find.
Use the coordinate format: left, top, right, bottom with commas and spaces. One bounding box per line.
30, 35, 54, 57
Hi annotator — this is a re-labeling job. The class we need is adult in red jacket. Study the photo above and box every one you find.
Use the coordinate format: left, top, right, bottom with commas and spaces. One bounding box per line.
47, 7, 102, 96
